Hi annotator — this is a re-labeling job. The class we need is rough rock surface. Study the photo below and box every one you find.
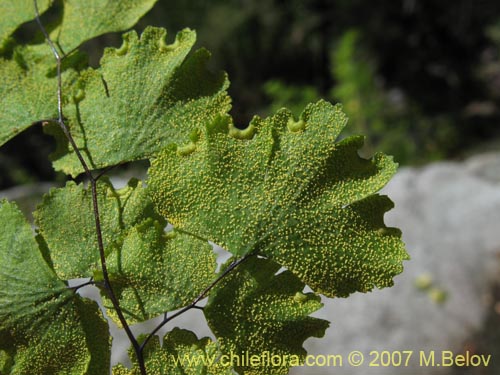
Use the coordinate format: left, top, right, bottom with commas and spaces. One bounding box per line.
291, 152, 500, 375
3, 153, 500, 374
102, 153, 500, 374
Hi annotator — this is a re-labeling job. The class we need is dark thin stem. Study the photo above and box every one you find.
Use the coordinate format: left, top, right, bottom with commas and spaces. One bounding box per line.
34, 7, 89, 174
140, 254, 253, 352
35, 2, 255, 371
34, 2, 146, 374
68, 277, 95, 292
94, 163, 123, 181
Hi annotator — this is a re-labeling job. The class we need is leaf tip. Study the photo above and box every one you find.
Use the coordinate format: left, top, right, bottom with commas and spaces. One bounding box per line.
287, 117, 306, 133
229, 122, 256, 140
293, 291, 308, 303
115, 33, 133, 56
159, 27, 196, 52
176, 141, 197, 156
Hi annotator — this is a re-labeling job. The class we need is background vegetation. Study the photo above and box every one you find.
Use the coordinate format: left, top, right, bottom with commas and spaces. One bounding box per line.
2, 0, 500, 188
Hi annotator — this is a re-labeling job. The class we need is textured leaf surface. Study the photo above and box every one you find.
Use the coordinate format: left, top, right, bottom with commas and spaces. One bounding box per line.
0, 45, 80, 147
0, 0, 158, 147
149, 100, 408, 297
51, 0, 158, 53
103, 220, 217, 325
0, 0, 51, 50
51, 26, 230, 176
0, 200, 110, 374
34, 178, 162, 280
204, 256, 329, 375
112, 328, 233, 375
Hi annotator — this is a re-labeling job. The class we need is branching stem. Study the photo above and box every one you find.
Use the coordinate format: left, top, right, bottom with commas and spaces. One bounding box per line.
68, 277, 95, 292
33, 2, 146, 374
34, 2, 253, 372
140, 254, 253, 352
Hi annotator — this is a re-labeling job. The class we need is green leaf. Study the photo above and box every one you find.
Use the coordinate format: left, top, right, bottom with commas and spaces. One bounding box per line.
0, 0, 51, 51
0, 0, 159, 148
149, 100, 408, 297
204, 256, 329, 375
50, 0, 158, 53
51, 26, 230, 176
0, 335, 14, 374
112, 328, 233, 375
34, 178, 162, 280
0, 44, 81, 147
103, 219, 217, 325
0, 200, 111, 374
0, 349, 14, 373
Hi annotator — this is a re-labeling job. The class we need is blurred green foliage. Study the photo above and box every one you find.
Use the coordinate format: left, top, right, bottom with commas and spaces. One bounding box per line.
265, 30, 457, 164
2, 0, 500, 187
330, 30, 419, 163
264, 81, 319, 117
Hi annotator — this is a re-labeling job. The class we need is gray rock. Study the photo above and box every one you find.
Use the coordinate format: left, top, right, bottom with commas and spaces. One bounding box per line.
465, 152, 500, 183
4, 153, 500, 374
291, 157, 500, 375
102, 154, 500, 374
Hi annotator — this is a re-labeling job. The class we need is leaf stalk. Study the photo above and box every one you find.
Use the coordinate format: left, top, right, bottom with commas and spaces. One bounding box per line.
33, 1, 146, 373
